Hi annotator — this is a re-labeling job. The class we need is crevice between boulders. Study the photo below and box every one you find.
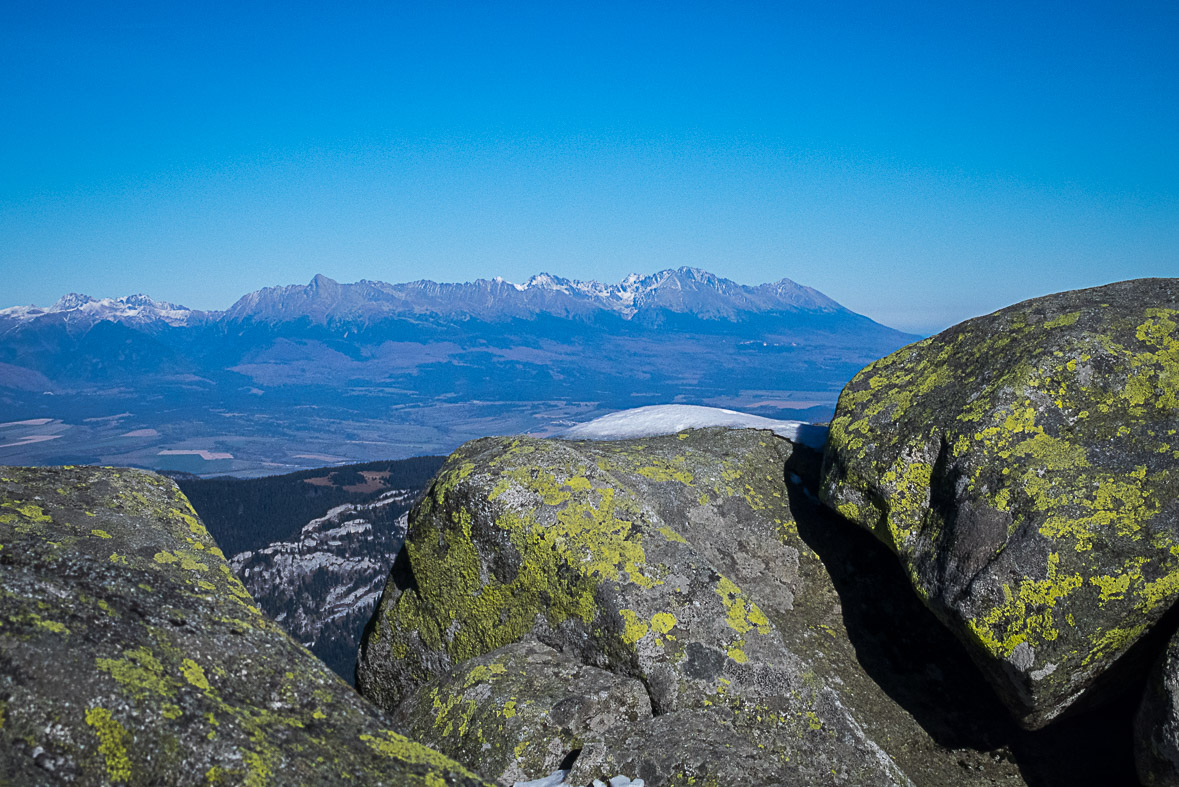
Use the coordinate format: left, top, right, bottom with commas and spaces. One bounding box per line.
790, 457, 1179, 787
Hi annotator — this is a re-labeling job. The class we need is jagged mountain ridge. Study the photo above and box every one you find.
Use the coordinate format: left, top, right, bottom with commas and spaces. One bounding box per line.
0, 292, 198, 328
222, 268, 843, 324
1, 267, 844, 328
0, 268, 917, 476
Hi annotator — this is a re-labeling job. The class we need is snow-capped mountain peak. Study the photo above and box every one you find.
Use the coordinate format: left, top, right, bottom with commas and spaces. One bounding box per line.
0, 292, 194, 327
50, 293, 98, 312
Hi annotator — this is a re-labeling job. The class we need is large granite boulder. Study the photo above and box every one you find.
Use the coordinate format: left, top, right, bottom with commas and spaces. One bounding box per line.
359, 428, 1041, 786
0, 465, 490, 787
820, 278, 1179, 729
391, 637, 651, 785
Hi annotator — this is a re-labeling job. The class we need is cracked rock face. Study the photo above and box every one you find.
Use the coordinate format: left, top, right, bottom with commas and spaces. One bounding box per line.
359, 428, 1038, 786
820, 278, 1179, 729
357, 429, 909, 786
0, 465, 490, 787
391, 637, 652, 785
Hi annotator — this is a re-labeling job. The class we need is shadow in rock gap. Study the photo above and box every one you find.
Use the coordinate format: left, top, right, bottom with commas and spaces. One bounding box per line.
782, 451, 1150, 787
1010, 600, 1179, 787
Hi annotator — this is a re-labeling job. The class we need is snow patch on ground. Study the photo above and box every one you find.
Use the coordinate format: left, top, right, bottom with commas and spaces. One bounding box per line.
513, 770, 569, 787
511, 772, 645, 787
558, 404, 827, 450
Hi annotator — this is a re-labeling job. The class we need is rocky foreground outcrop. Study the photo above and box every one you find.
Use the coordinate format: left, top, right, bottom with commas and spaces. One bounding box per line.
0, 465, 491, 786
7, 278, 1179, 786
358, 429, 1046, 786
820, 279, 1179, 730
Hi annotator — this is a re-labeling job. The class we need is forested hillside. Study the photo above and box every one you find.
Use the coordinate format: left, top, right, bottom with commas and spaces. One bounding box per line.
173, 456, 445, 680
173, 455, 444, 555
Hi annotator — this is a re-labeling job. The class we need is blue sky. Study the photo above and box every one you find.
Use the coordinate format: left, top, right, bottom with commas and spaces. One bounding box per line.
1, 1, 1176, 333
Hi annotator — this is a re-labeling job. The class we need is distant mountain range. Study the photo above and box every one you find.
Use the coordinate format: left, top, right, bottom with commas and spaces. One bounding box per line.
0, 268, 917, 476
1, 268, 842, 327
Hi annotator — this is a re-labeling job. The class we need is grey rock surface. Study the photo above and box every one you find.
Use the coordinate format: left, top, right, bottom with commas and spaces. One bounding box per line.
821, 279, 1179, 729
359, 428, 1044, 785
0, 465, 490, 786
392, 637, 651, 785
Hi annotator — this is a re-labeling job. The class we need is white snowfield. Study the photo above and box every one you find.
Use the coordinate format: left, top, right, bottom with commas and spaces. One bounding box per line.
558, 404, 828, 451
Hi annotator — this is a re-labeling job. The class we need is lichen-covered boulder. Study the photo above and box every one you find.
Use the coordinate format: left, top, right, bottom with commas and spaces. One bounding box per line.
0, 465, 491, 787
1136, 627, 1179, 785
391, 637, 651, 785
358, 430, 910, 786
359, 427, 1048, 785
820, 278, 1179, 729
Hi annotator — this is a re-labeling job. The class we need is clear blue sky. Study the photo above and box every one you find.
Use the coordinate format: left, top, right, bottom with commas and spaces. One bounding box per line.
1, 1, 1176, 333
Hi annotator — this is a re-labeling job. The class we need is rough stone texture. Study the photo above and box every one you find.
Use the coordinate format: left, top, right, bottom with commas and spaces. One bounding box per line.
820, 278, 1179, 729
0, 465, 491, 787
359, 428, 1044, 786
566, 710, 810, 787
392, 637, 651, 785
1137, 628, 1179, 786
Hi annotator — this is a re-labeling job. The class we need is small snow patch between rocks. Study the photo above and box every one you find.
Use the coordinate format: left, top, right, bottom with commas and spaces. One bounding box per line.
558, 404, 827, 450
510, 772, 645, 787
512, 770, 568, 787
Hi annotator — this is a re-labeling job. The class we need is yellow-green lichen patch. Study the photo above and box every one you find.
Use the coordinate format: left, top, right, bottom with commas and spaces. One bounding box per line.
359, 729, 482, 778
394, 446, 663, 667
182, 659, 212, 691
3, 501, 52, 523
86, 706, 133, 783
619, 609, 650, 644
90, 528, 112, 539
651, 611, 677, 635
1090, 570, 1137, 605
714, 575, 773, 664
657, 525, 688, 544
877, 457, 933, 548
489, 466, 572, 506
715, 577, 771, 637
634, 459, 694, 485
97, 647, 179, 700
33, 617, 69, 635
462, 662, 507, 688
242, 748, 273, 787
153, 548, 209, 571
1044, 311, 1082, 330
966, 553, 1083, 659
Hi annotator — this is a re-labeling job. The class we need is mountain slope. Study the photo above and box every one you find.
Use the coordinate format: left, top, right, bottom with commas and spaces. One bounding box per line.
0, 268, 917, 475
221, 268, 845, 324
176, 458, 445, 682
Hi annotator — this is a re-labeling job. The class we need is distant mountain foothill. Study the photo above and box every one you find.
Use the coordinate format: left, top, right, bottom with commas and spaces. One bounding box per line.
0, 268, 916, 476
